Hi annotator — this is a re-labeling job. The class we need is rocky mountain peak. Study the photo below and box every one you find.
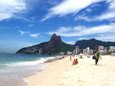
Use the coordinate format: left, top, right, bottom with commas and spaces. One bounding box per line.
89, 38, 97, 41
16, 33, 74, 55
50, 33, 62, 43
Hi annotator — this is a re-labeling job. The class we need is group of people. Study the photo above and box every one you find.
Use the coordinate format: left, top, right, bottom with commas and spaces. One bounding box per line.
70, 51, 101, 65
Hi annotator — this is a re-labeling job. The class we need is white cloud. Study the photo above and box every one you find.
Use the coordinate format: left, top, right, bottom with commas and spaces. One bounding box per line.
19, 30, 39, 38
86, 8, 92, 13
78, 37, 89, 40
97, 12, 115, 21
29, 33, 40, 38
75, 0, 115, 21
75, 15, 93, 21
75, 12, 115, 22
42, 0, 102, 21
84, 0, 115, 21
52, 0, 114, 21
64, 41, 76, 44
96, 0, 115, 20
14, 16, 32, 23
0, 0, 26, 21
96, 34, 115, 41
48, 23, 115, 37
19, 30, 29, 36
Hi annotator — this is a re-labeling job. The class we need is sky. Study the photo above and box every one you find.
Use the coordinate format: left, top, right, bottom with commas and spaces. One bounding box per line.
0, 0, 115, 53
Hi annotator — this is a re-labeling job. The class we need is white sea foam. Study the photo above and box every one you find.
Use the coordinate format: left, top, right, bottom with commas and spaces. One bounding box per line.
4, 56, 56, 67
0, 54, 57, 86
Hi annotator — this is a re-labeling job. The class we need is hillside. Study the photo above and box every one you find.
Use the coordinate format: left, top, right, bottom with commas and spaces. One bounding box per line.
16, 34, 74, 55
75, 38, 115, 49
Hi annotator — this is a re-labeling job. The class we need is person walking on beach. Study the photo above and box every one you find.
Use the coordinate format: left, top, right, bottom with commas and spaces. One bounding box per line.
95, 51, 100, 65
70, 54, 72, 61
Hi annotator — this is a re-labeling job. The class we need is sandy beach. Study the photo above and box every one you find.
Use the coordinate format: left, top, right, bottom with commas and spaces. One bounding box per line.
25, 55, 115, 86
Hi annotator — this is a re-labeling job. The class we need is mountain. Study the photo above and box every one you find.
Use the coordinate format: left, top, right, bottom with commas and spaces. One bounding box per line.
16, 35, 115, 55
16, 34, 74, 55
74, 38, 115, 49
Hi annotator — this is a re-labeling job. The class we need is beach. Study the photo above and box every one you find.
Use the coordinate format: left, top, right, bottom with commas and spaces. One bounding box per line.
25, 55, 115, 86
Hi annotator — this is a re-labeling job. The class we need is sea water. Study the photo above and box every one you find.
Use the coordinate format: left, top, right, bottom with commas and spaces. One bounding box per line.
0, 53, 54, 86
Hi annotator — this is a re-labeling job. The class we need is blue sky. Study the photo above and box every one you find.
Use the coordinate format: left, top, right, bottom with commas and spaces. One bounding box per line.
0, 0, 115, 53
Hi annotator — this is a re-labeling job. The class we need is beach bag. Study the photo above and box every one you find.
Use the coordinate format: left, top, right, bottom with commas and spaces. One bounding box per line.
92, 56, 96, 60
72, 58, 78, 65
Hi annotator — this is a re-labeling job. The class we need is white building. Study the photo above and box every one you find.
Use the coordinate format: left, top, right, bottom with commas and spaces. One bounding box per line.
98, 46, 107, 55
39, 48, 42, 54
67, 51, 72, 55
109, 46, 115, 53
59, 52, 65, 55
73, 46, 80, 55
83, 47, 93, 55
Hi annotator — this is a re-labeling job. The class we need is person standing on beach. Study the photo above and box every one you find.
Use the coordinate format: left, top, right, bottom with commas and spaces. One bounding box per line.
70, 54, 72, 61
95, 51, 100, 65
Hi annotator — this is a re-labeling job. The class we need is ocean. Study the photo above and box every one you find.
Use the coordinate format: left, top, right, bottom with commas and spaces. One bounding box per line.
0, 53, 55, 86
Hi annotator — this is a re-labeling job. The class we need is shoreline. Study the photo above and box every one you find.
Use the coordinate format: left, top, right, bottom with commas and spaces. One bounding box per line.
24, 55, 72, 86
23, 55, 67, 86
24, 55, 115, 86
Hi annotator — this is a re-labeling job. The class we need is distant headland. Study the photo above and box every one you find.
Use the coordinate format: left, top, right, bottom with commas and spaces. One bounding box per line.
16, 34, 115, 55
